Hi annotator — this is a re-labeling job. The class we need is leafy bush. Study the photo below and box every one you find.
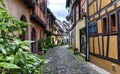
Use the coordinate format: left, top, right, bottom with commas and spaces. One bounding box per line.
61, 42, 69, 46
43, 45, 48, 50
0, 1, 46, 74
38, 38, 44, 51
50, 44, 54, 48
44, 37, 51, 48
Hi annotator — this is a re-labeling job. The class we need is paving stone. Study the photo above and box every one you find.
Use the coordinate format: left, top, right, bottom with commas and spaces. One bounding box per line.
42, 45, 110, 74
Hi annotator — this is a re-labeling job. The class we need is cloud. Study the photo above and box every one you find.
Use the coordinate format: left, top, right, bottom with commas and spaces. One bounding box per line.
47, 0, 68, 22
48, 0, 65, 4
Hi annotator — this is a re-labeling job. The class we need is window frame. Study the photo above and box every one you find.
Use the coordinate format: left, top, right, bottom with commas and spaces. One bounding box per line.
109, 11, 118, 34
88, 20, 97, 36
102, 15, 108, 35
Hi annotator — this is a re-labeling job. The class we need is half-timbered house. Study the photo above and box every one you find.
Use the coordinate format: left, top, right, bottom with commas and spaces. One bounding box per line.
88, 0, 120, 73
66, 0, 86, 55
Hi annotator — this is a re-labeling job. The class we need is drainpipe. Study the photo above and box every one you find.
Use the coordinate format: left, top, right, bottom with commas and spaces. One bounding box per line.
86, 0, 89, 61
68, 21, 71, 47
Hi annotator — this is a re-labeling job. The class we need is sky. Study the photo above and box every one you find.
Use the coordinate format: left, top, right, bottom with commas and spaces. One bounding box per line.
47, 0, 68, 22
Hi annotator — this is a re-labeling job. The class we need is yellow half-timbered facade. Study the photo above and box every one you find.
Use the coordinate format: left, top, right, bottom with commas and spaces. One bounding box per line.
88, 0, 120, 73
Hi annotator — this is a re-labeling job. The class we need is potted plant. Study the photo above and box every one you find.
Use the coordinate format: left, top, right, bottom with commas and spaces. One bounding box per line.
74, 48, 78, 55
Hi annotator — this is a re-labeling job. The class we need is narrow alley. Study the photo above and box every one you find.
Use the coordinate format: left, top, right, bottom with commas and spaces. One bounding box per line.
1, 0, 120, 74
42, 46, 110, 74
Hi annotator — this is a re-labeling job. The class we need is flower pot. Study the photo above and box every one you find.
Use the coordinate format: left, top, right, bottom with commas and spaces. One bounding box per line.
44, 50, 47, 54
74, 48, 78, 55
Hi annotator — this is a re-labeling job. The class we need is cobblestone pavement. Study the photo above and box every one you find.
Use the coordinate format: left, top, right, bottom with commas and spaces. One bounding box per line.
42, 45, 110, 74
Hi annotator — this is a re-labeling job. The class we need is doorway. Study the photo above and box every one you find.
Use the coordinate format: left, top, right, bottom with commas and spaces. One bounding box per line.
31, 28, 36, 53
80, 28, 86, 55
19, 15, 27, 41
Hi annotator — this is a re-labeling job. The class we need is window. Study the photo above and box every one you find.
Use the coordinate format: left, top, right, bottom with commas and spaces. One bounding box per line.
19, 15, 27, 41
110, 13, 117, 33
88, 21, 97, 35
89, 24, 93, 34
102, 17, 108, 34
71, 10, 73, 23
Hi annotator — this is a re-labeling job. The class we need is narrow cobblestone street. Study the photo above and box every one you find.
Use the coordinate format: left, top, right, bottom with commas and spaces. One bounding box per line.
41, 45, 110, 74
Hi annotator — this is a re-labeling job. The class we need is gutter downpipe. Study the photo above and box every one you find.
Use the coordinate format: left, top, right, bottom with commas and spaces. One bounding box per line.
69, 21, 71, 47
86, 0, 89, 61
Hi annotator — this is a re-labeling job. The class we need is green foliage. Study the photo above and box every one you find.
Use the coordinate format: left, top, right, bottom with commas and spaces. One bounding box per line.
43, 45, 48, 50
44, 37, 58, 48
0, 1, 46, 74
44, 37, 51, 48
50, 44, 54, 48
0, 0, 5, 7
38, 37, 55, 53
68, 47, 73, 50
0, 62, 20, 69
61, 42, 68, 46
38, 38, 44, 51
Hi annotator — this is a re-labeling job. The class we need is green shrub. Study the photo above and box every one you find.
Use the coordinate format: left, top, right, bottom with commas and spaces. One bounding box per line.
38, 38, 44, 51
0, 1, 46, 73
50, 44, 54, 48
44, 37, 51, 48
43, 45, 48, 50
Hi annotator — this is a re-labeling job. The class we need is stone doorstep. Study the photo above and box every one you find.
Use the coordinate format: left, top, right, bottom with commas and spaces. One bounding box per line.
80, 53, 86, 57
87, 62, 111, 74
